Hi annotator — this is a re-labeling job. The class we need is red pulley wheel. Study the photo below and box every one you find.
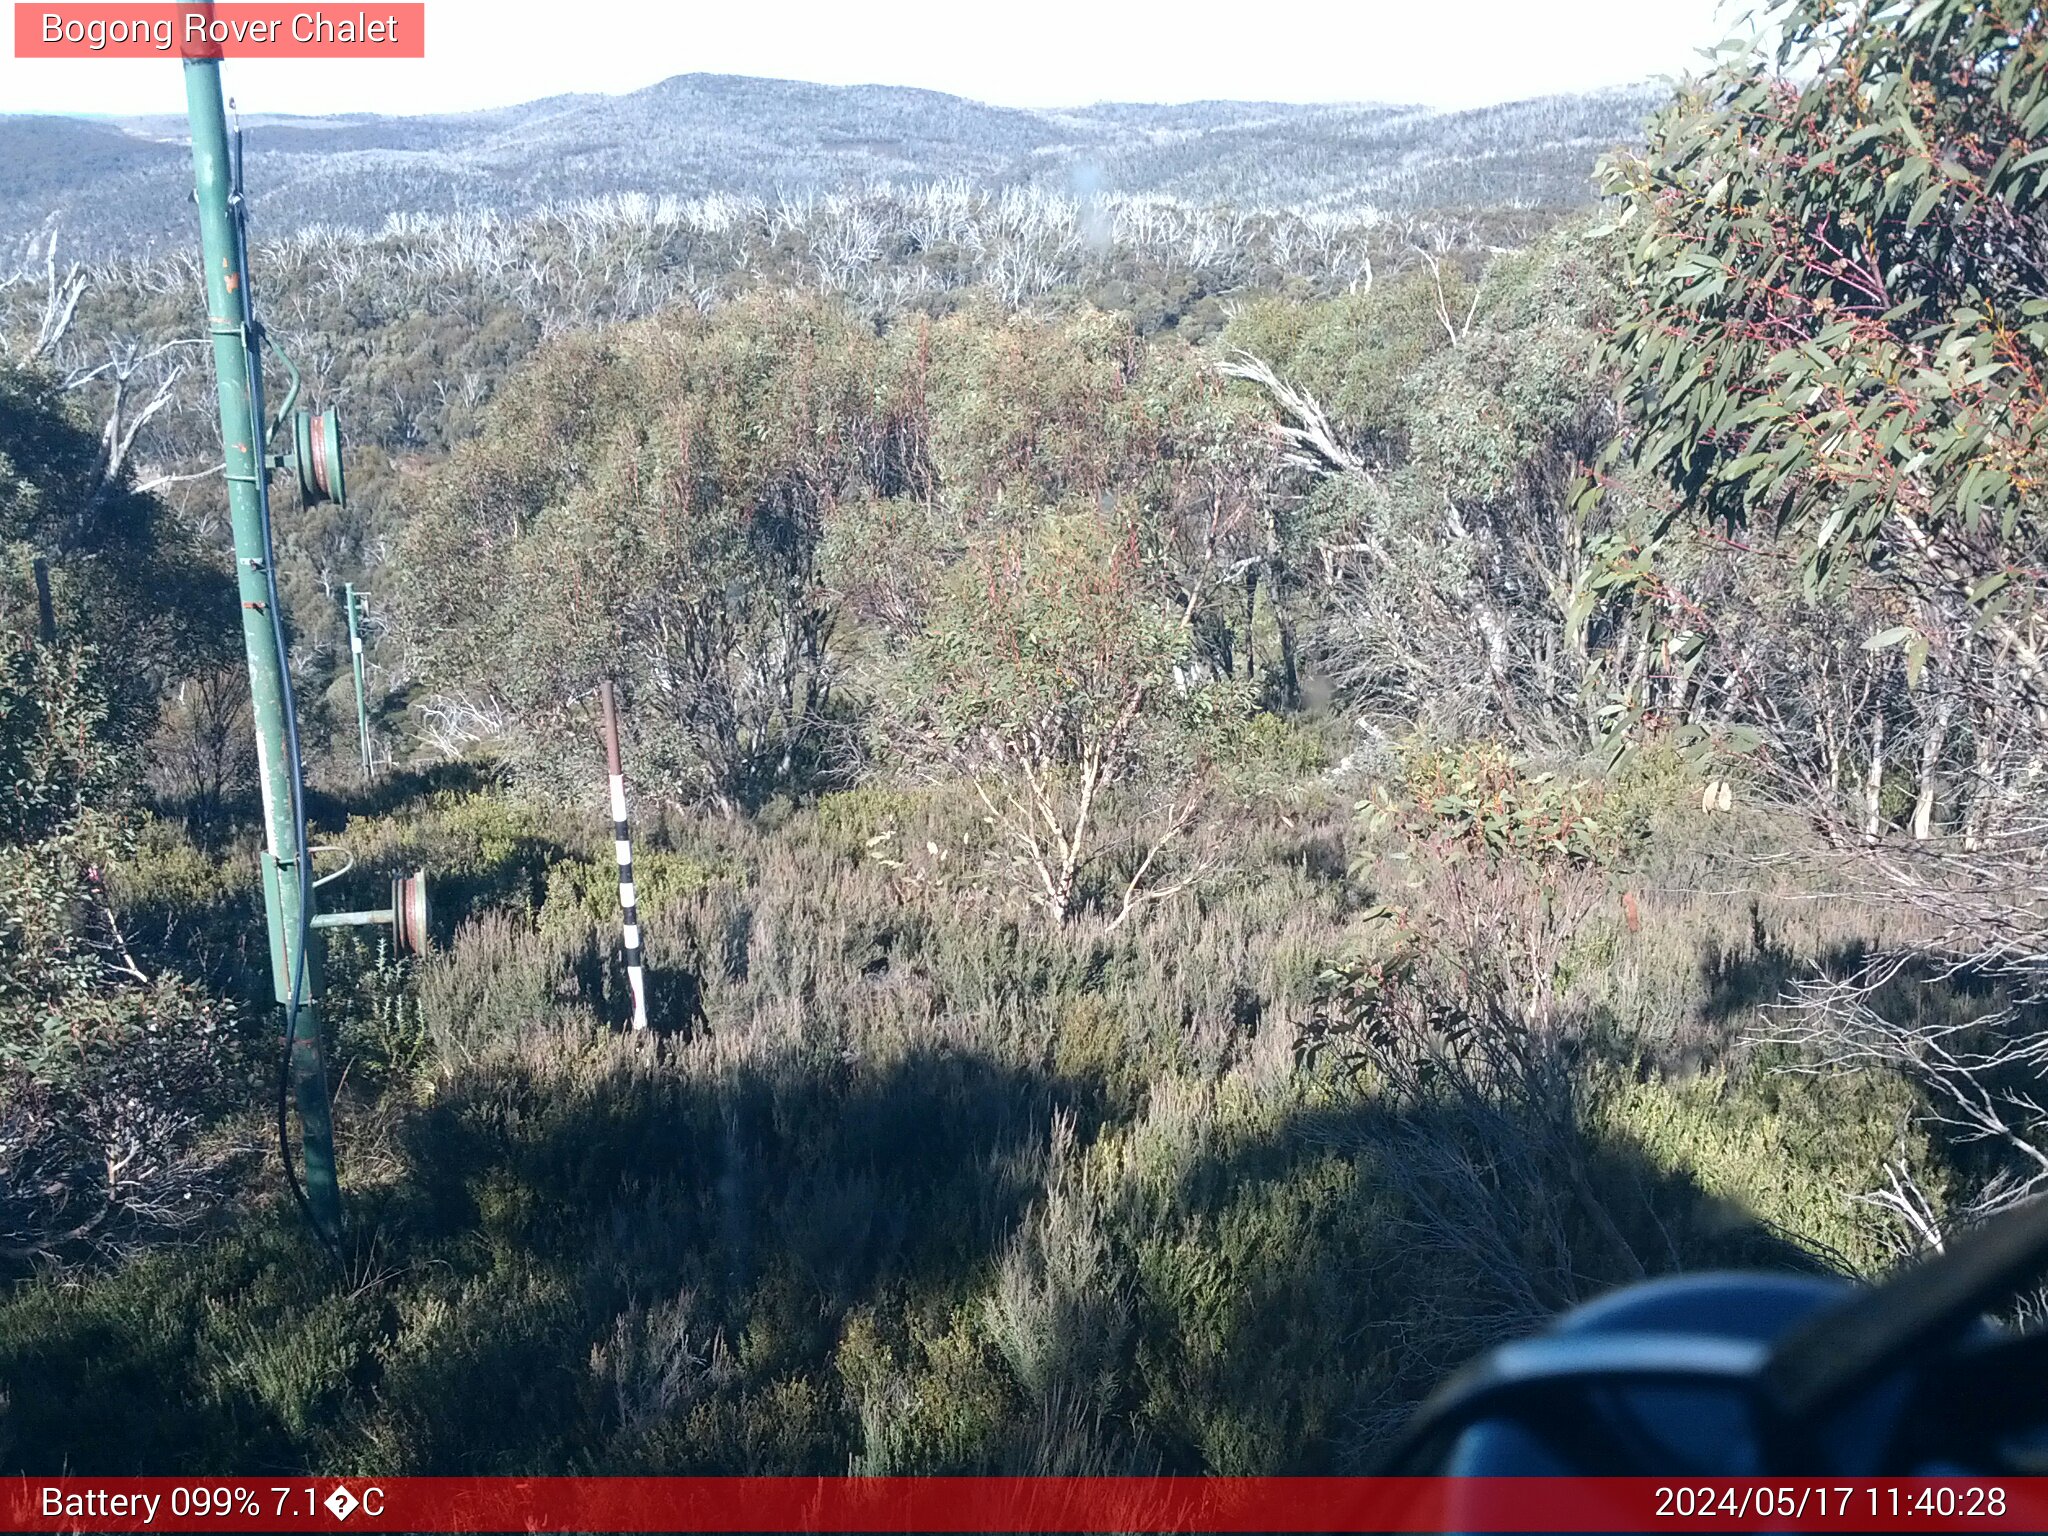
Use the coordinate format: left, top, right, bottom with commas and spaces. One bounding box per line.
391, 869, 430, 955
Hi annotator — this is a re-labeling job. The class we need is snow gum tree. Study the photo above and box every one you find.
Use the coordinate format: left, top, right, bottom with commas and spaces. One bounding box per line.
914, 507, 1237, 928
1604, 0, 2048, 1236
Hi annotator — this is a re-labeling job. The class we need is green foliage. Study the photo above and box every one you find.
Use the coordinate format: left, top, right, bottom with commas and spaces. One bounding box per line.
0, 362, 234, 736
1125, 1137, 1368, 1470
0, 638, 248, 1255
0, 359, 248, 1103
400, 294, 880, 813
1363, 741, 1625, 871
1208, 712, 1332, 800
0, 635, 122, 847
537, 849, 739, 936
0, 633, 137, 1077
109, 813, 245, 912
912, 508, 1244, 925
1218, 236, 1680, 746
1586, 6, 2048, 1249
337, 785, 565, 923
1599, 1062, 1918, 1276
920, 510, 1187, 754
1603, 0, 2048, 621
810, 784, 926, 861
919, 304, 1245, 519
7, 90, 2020, 1477
323, 930, 430, 1097
819, 496, 952, 638
1222, 275, 1455, 460
399, 298, 1295, 826
413, 909, 596, 1063
840, 1308, 1014, 1473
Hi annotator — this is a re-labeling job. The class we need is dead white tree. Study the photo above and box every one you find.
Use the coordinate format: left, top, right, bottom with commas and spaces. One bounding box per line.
1411, 234, 1483, 348
2, 226, 88, 362
63, 337, 210, 497
1216, 349, 1370, 481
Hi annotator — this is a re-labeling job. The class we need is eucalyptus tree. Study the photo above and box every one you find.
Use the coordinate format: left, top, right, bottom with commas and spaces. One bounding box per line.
1220, 239, 1663, 747
913, 508, 1235, 929
1603, 0, 2048, 1236
397, 295, 880, 816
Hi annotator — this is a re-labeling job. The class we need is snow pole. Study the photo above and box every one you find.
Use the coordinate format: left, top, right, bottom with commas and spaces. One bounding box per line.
599, 680, 649, 1031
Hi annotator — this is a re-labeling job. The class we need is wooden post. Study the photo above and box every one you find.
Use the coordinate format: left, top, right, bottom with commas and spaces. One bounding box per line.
599, 680, 649, 1031
31, 558, 55, 642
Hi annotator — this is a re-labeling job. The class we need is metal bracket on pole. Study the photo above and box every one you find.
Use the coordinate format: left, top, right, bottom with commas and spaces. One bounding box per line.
345, 583, 373, 781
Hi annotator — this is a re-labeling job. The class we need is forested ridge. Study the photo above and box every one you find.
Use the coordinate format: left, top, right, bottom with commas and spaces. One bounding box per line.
1, 0, 2044, 1475
2, 75, 1659, 253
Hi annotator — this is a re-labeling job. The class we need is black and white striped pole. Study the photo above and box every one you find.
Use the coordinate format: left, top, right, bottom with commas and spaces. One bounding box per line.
599, 680, 649, 1032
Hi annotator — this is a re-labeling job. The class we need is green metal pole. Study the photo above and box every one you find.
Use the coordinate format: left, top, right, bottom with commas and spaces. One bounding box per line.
183, 57, 343, 1245
345, 583, 372, 781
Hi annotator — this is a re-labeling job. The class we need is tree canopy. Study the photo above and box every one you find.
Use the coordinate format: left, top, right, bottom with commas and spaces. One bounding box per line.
1604, 0, 2047, 702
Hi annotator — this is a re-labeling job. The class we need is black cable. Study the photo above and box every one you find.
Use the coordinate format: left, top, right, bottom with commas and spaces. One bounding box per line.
231, 119, 339, 1263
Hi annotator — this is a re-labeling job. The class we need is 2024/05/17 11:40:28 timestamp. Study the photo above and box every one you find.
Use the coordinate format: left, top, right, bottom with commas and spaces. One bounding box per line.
1654, 1483, 2011, 1522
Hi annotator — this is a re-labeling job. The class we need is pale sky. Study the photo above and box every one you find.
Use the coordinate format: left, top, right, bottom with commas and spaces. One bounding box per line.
2, 0, 1754, 118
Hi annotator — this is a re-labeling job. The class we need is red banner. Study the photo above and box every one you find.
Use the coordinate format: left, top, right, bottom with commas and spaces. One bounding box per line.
4, 1477, 2046, 1533
13, 4, 425, 59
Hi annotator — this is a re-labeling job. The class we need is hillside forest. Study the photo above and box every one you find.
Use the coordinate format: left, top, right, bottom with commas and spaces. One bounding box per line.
2, 0, 2046, 1475
0, 79, 1660, 254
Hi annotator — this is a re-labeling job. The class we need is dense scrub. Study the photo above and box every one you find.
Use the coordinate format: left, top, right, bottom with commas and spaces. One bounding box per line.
0, 775, 1921, 1472
0, 259, 2007, 1472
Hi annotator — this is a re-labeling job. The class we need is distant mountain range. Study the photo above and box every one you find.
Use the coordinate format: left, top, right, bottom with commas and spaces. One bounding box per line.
1, 73, 1664, 254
